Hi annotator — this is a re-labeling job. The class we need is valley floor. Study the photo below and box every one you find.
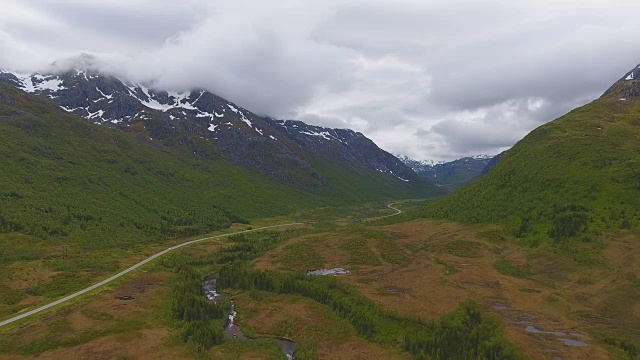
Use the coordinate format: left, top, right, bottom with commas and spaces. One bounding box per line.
0, 203, 638, 359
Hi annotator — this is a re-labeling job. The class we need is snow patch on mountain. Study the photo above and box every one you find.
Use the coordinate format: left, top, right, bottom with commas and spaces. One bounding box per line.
301, 130, 332, 140
472, 154, 493, 160
4, 71, 66, 93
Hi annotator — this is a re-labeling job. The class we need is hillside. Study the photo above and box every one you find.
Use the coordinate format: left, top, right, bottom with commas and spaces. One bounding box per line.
0, 83, 440, 251
420, 64, 640, 243
480, 150, 507, 175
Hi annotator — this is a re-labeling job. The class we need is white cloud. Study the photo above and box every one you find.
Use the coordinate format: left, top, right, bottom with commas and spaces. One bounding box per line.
1, 0, 640, 160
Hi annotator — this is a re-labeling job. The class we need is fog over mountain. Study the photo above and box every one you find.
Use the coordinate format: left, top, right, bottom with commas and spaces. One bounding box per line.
2, 0, 640, 160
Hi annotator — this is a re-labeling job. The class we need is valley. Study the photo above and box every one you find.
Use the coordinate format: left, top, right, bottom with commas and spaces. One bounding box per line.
0, 201, 638, 359
0, 42, 639, 360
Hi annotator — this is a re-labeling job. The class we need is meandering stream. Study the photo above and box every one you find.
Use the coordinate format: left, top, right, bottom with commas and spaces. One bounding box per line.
203, 275, 296, 359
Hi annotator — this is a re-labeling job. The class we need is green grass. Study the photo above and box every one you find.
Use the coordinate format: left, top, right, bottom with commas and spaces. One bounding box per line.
0, 222, 526, 359
493, 260, 532, 279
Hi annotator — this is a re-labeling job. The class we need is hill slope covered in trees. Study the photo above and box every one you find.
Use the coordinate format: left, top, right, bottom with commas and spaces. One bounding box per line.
420, 65, 640, 244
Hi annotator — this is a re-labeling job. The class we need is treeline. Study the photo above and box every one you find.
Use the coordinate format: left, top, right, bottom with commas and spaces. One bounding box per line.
169, 267, 226, 354
404, 302, 522, 359
547, 205, 591, 241
0, 196, 244, 250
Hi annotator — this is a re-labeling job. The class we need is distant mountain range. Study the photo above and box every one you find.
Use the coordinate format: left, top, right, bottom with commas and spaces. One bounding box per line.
397, 153, 506, 188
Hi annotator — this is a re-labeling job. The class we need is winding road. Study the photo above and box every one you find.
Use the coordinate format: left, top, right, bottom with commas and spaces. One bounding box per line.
0, 202, 404, 328
364, 202, 402, 221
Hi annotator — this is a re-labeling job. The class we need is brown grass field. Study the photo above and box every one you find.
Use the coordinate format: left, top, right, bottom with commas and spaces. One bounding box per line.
253, 220, 640, 360
0, 217, 638, 359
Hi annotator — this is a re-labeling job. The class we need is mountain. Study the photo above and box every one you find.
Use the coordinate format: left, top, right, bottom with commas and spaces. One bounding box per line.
0, 54, 428, 191
419, 63, 640, 241
0, 58, 442, 247
398, 154, 497, 188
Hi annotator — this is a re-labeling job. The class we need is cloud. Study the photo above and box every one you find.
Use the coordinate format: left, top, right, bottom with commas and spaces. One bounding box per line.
128, 11, 356, 116
1, 0, 640, 160
22, 0, 205, 45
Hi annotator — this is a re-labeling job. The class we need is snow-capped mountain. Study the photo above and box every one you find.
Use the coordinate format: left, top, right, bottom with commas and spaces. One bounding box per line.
0, 55, 426, 189
398, 154, 502, 188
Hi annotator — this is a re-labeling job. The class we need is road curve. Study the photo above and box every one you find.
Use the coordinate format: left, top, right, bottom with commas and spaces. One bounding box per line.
364, 202, 402, 221
384, 203, 402, 217
0, 222, 302, 328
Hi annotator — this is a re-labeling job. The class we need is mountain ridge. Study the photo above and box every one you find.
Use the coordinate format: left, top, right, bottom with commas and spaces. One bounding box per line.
0, 59, 430, 191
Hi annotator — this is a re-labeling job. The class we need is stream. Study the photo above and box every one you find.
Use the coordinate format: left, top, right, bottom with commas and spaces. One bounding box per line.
203, 275, 296, 360
202, 268, 350, 358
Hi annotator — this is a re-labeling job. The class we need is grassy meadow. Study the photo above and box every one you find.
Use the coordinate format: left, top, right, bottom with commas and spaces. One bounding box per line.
1, 201, 637, 359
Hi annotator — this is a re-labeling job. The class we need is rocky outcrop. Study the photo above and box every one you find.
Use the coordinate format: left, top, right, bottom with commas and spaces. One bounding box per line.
602, 63, 640, 99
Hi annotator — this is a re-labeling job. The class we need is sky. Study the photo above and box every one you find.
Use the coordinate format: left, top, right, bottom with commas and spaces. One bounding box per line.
1, 0, 640, 160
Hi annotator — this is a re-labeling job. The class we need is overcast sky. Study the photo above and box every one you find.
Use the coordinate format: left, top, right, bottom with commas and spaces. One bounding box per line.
1, 0, 639, 160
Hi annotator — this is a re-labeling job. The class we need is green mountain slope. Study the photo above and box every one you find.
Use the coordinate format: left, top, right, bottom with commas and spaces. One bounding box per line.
419, 75, 640, 243
0, 84, 440, 251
